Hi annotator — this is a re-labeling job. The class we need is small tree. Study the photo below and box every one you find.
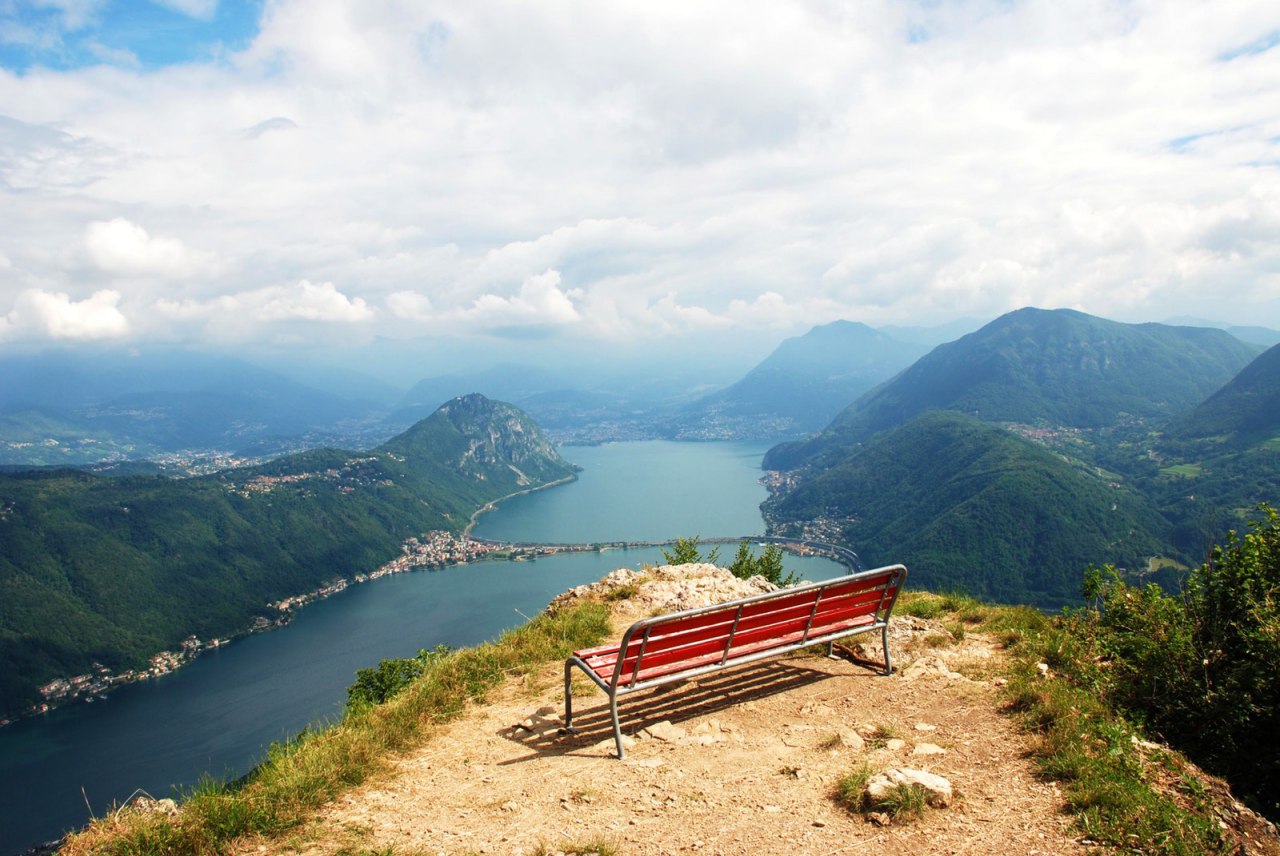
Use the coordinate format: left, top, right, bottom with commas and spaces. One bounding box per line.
661, 536, 719, 566
727, 540, 796, 585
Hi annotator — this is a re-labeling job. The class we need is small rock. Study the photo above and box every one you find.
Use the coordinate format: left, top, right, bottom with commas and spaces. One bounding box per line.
836, 728, 865, 751
913, 743, 946, 755
915, 722, 937, 732
867, 811, 892, 826
885, 738, 906, 751
500, 801, 519, 812
865, 768, 953, 808
644, 720, 686, 742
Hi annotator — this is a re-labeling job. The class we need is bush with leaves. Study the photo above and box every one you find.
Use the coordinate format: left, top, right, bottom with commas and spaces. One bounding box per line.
346, 644, 451, 708
1079, 505, 1280, 817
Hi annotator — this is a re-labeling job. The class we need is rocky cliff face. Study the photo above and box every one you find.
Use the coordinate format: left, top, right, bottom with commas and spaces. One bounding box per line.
435, 394, 571, 483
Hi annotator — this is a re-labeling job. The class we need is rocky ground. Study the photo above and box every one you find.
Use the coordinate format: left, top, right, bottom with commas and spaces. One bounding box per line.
249, 564, 1273, 856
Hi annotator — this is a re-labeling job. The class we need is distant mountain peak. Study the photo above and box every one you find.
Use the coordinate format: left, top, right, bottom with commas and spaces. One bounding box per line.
668, 320, 928, 440
382, 393, 575, 487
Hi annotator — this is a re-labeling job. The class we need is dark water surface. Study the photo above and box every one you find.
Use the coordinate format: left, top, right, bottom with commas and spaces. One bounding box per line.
0, 442, 846, 854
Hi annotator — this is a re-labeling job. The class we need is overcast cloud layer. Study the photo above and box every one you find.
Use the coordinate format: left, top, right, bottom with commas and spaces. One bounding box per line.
1, 0, 1279, 352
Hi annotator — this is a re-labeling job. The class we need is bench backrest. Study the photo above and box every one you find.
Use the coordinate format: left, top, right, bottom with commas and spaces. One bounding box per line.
609, 564, 906, 690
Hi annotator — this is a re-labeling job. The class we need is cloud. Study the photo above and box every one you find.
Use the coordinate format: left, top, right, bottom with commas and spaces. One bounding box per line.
386, 290, 432, 320
31, 0, 107, 31
150, 0, 218, 20
157, 280, 374, 326
3, 0, 1280, 361
84, 218, 209, 277
240, 116, 299, 139
2, 288, 129, 340
455, 270, 581, 328
256, 280, 374, 322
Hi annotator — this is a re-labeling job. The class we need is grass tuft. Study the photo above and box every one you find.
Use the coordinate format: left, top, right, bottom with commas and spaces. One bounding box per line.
834, 764, 874, 812
528, 837, 619, 856
875, 783, 931, 820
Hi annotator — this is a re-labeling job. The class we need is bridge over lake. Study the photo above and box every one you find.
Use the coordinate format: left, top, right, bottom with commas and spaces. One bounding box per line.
467, 535, 865, 572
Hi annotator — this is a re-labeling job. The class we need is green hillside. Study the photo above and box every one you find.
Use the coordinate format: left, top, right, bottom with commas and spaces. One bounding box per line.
0, 395, 574, 718
1170, 343, 1280, 448
766, 308, 1260, 471
764, 411, 1170, 607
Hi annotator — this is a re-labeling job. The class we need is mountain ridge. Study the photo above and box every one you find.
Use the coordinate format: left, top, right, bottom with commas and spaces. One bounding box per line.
765, 307, 1261, 471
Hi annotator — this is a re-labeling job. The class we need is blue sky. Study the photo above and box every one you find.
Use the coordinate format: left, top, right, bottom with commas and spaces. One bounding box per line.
0, 1, 1278, 369
0, 1, 260, 71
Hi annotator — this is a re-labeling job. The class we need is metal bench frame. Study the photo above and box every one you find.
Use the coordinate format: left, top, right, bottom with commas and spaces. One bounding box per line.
562, 564, 907, 758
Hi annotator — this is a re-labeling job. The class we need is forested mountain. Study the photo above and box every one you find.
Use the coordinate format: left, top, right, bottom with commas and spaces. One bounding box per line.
667, 321, 927, 439
1169, 343, 1280, 449
766, 307, 1260, 471
764, 411, 1169, 606
0, 395, 573, 718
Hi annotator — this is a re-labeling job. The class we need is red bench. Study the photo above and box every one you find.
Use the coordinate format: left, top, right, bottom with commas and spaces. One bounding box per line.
562, 564, 907, 758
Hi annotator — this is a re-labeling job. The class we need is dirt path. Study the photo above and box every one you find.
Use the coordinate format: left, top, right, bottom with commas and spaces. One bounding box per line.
271, 585, 1086, 856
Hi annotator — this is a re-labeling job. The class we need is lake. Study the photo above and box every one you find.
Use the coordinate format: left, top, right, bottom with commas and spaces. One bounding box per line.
0, 441, 847, 855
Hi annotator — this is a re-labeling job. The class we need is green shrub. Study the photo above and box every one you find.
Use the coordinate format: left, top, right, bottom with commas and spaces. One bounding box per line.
1078, 505, 1280, 817
346, 645, 451, 708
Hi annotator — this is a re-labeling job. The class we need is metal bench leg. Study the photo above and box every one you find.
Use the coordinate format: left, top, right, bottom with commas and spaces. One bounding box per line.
610, 692, 625, 760
882, 623, 893, 675
562, 660, 579, 734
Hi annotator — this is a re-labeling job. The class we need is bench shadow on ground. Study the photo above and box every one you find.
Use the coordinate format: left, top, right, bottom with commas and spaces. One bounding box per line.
497, 650, 886, 763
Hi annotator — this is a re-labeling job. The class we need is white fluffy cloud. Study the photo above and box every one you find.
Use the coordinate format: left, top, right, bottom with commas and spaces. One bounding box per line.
84, 218, 210, 277
1, 0, 1279, 353
155, 280, 374, 336
454, 270, 581, 328
1, 288, 129, 340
